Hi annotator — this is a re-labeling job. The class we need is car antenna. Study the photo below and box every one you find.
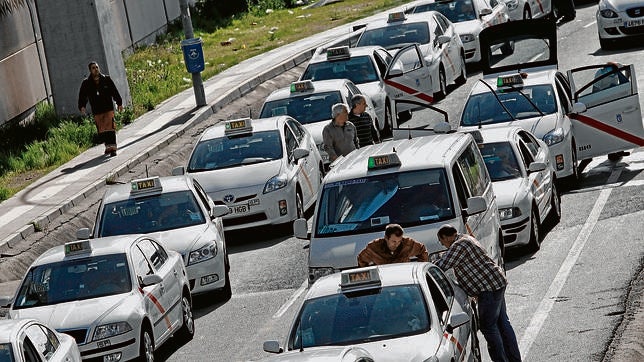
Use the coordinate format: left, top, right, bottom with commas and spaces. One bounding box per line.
146, 164, 149, 178
249, 108, 252, 119
408, 127, 412, 140
393, 146, 397, 153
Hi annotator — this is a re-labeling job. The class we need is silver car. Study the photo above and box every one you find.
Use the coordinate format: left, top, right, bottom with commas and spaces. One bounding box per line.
597, 0, 644, 49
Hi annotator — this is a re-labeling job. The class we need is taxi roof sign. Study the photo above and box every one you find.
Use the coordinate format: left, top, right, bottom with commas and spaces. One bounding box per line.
290, 80, 314, 93
497, 74, 524, 88
326, 46, 351, 61
340, 267, 382, 290
388, 12, 406, 23
367, 152, 401, 170
131, 176, 162, 194
224, 118, 253, 135
64, 240, 92, 256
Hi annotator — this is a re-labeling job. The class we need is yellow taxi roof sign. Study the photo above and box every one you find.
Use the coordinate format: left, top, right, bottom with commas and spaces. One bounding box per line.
64, 240, 92, 256
290, 80, 315, 93
326, 46, 351, 61
388, 12, 406, 23
224, 118, 253, 135
367, 152, 401, 170
131, 176, 162, 194
340, 267, 382, 290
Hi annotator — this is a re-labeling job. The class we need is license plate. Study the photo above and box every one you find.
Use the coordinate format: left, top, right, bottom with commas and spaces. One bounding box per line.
229, 204, 249, 214
97, 340, 111, 348
625, 19, 644, 27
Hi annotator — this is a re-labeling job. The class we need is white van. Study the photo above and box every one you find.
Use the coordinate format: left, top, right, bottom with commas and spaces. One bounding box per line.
294, 121, 504, 284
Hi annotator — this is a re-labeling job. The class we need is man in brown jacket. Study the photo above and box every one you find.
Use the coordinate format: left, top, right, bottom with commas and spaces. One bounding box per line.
357, 224, 429, 267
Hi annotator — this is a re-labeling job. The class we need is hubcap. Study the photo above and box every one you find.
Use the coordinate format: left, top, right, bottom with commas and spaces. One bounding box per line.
183, 297, 194, 335
144, 332, 154, 362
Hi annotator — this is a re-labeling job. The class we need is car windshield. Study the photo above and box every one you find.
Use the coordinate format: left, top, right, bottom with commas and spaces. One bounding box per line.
260, 91, 342, 123
13, 254, 131, 308
188, 130, 282, 172
357, 22, 430, 50
315, 169, 453, 237
479, 142, 522, 181
412, 0, 477, 23
98, 190, 206, 236
0, 344, 14, 362
289, 284, 429, 349
301, 56, 379, 84
460, 84, 557, 126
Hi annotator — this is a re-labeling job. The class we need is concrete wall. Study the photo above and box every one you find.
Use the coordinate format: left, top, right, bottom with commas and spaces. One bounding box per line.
0, 0, 189, 125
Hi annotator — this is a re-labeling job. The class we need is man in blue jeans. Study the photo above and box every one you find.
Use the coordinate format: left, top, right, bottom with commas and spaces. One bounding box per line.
434, 224, 521, 362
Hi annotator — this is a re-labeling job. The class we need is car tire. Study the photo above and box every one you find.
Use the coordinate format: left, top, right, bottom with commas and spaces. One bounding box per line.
527, 207, 541, 252
295, 190, 304, 219
599, 37, 614, 51
434, 67, 447, 100
607, 152, 623, 161
470, 299, 482, 361
219, 264, 232, 301
138, 326, 154, 362
176, 293, 195, 342
455, 54, 467, 86
523, 6, 532, 20
565, 140, 580, 188
547, 181, 561, 226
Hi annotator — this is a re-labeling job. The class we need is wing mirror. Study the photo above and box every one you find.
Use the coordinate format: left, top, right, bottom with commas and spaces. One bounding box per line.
140, 274, 163, 287
293, 148, 310, 162
463, 196, 487, 216
293, 218, 310, 239
211, 205, 230, 218
172, 166, 185, 176
528, 162, 547, 173
446, 312, 470, 334
76, 228, 91, 240
263, 340, 283, 354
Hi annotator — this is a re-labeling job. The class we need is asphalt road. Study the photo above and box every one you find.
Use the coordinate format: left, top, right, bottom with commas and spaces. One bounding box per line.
0, 3, 642, 362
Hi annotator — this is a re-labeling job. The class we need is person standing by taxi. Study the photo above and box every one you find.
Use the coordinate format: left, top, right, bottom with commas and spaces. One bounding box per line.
323, 103, 359, 162
78, 61, 124, 157
434, 224, 521, 362
357, 224, 429, 267
349, 94, 380, 147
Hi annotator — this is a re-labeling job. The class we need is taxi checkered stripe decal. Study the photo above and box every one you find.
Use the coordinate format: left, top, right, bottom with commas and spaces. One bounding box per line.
384, 79, 435, 104
570, 113, 644, 146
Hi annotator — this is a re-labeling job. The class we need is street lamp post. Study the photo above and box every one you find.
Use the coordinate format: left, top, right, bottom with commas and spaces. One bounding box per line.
179, 0, 206, 107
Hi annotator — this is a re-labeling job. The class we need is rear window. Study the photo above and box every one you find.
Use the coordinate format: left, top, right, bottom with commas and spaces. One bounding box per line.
301, 55, 379, 84
260, 91, 342, 123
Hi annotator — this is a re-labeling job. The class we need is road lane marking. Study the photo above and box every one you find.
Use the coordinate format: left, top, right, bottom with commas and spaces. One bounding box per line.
273, 279, 307, 319
0, 205, 33, 227
584, 21, 597, 29
519, 164, 624, 357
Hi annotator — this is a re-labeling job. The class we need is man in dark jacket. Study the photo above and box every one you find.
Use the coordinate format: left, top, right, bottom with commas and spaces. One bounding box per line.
78, 61, 123, 157
349, 94, 380, 148
322, 103, 359, 162
357, 224, 429, 267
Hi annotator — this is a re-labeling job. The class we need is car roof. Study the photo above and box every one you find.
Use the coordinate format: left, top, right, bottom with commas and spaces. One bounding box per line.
361, 11, 436, 30
102, 175, 194, 204
476, 126, 523, 144
31, 234, 145, 267
471, 67, 558, 95
308, 45, 387, 63
197, 116, 288, 142
0, 318, 35, 342
323, 133, 470, 182
306, 263, 426, 299
264, 79, 351, 102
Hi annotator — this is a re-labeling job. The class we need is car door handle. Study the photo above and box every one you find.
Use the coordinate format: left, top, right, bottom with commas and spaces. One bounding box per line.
160, 283, 165, 295
174, 269, 178, 277
623, 107, 638, 113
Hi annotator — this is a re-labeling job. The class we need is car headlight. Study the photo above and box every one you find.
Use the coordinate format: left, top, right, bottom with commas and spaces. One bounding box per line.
188, 243, 217, 265
459, 34, 475, 43
93, 322, 132, 341
542, 128, 565, 146
499, 207, 521, 220
264, 175, 288, 194
599, 9, 618, 18
505, 0, 519, 10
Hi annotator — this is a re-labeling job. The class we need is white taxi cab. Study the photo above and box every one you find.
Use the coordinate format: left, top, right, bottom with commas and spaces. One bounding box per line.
476, 126, 560, 251
79, 175, 231, 297
459, 19, 644, 185
9, 236, 193, 362
262, 263, 480, 361
408, 0, 512, 63
597, 0, 644, 50
355, 11, 467, 99
502, 0, 552, 20
0, 318, 81, 362
294, 118, 503, 284
259, 79, 379, 165
182, 116, 324, 232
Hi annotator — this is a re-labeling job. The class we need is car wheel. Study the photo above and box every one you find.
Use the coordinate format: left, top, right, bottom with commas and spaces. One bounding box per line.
434, 67, 447, 100
176, 293, 195, 342
523, 6, 532, 20
565, 140, 580, 188
548, 181, 561, 226
501, 40, 515, 56
138, 327, 154, 362
295, 190, 304, 219
455, 54, 467, 86
220, 267, 232, 300
527, 207, 541, 252
599, 37, 614, 50
607, 152, 623, 161
470, 299, 482, 361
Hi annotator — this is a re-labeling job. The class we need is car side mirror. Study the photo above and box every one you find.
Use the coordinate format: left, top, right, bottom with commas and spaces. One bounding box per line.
293, 148, 310, 162
76, 228, 91, 240
0, 295, 13, 309
263, 341, 283, 354
172, 166, 185, 176
571, 102, 587, 114
528, 162, 547, 173
211, 205, 230, 218
140, 274, 163, 287
446, 312, 470, 334
293, 218, 310, 239
479, 8, 492, 18
387, 68, 403, 78
437, 35, 451, 45
464, 196, 487, 216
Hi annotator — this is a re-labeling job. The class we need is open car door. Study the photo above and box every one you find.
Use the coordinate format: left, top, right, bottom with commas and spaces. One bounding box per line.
383, 44, 434, 106
567, 64, 644, 159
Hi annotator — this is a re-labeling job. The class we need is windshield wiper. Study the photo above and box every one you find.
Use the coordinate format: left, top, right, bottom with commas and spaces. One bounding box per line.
505, 84, 544, 117
477, 80, 516, 128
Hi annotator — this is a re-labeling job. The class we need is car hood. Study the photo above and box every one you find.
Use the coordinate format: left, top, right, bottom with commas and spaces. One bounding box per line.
11, 294, 130, 330
492, 178, 524, 208
453, 20, 483, 35
602, 0, 637, 11
146, 223, 210, 254
303, 121, 329, 145
461, 112, 558, 139
261, 346, 375, 361
193, 159, 283, 193
349, 333, 437, 361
